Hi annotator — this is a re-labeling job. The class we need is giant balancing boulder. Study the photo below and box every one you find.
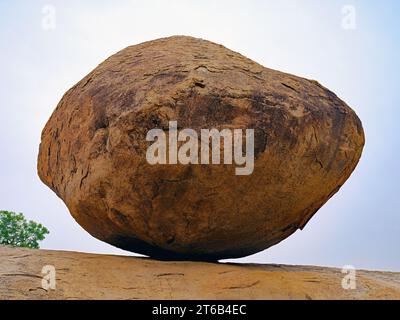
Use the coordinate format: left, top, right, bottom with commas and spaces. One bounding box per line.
37, 36, 365, 260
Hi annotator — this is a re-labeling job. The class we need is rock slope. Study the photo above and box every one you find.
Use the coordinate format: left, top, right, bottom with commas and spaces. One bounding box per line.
0, 246, 399, 300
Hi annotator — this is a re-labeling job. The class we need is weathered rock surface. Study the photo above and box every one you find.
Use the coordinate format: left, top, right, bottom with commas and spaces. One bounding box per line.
0, 246, 399, 300
37, 36, 365, 260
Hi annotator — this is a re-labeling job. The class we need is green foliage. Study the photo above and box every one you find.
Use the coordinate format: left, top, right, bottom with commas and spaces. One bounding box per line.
0, 210, 49, 249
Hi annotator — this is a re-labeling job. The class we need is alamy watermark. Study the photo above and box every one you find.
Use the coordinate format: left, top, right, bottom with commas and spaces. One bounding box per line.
41, 265, 56, 290
341, 265, 357, 290
341, 5, 357, 30
41, 4, 56, 31
146, 121, 255, 176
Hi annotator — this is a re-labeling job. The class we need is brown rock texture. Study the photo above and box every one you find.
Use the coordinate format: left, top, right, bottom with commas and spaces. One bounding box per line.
37, 36, 365, 260
0, 246, 399, 300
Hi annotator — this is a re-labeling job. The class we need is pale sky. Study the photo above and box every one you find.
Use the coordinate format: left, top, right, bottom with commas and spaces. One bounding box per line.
0, 0, 399, 271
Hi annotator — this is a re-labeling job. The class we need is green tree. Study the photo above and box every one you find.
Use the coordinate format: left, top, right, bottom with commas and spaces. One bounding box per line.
0, 210, 49, 249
